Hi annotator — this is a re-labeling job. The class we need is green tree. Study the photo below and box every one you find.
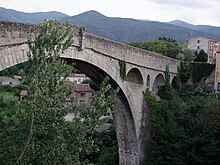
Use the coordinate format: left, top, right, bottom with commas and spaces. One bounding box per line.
11, 20, 119, 164
194, 49, 208, 62
0, 92, 26, 165
81, 79, 99, 91
128, 37, 182, 58
182, 48, 195, 62
144, 81, 220, 165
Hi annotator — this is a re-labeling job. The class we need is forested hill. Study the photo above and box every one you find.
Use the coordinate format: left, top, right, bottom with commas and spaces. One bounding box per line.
65, 10, 220, 43
0, 7, 69, 24
1, 7, 220, 43
168, 20, 220, 40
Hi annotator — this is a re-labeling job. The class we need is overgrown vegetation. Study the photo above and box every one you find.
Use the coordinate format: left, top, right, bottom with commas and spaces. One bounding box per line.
179, 61, 215, 85
0, 61, 31, 76
119, 59, 126, 79
144, 67, 220, 165
0, 20, 119, 164
128, 37, 182, 58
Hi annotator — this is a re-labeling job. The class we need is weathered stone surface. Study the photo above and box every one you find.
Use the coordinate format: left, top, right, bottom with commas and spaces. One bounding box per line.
0, 21, 180, 165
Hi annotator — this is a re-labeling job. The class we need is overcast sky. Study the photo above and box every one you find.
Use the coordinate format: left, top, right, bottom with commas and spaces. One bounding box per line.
1, 0, 220, 26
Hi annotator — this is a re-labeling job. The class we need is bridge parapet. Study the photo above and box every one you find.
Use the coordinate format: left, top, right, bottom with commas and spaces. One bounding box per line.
83, 32, 180, 74
0, 21, 38, 47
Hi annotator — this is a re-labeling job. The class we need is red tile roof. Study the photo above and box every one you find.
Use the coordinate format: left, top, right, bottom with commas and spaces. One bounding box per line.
70, 73, 86, 78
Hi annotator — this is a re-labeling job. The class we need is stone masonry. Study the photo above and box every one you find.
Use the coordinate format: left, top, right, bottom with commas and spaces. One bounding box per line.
0, 21, 180, 165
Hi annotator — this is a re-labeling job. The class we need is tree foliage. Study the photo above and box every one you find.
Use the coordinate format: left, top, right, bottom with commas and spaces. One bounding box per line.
0, 61, 31, 76
182, 48, 195, 62
194, 49, 208, 62
128, 37, 182, 58
0, 20, 119, 164
81, 79, 99, 91
144, 71, 220, 165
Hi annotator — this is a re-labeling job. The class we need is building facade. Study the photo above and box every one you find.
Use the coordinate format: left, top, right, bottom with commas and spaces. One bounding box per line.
64, 82, 94, 105
65, 73, 87, 84
215, 43, 220, 92
187, 36, 219, 64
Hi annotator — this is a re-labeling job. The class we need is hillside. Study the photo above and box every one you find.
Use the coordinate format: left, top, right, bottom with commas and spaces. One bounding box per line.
63, 11, 220, 43
169, 20, 220, 40
0, 7, 69, 24
1, 8, 220, 43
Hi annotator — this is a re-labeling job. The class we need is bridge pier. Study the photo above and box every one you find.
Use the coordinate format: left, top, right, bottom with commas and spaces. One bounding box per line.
119, 150, 140, 165
113, 87, 148, 165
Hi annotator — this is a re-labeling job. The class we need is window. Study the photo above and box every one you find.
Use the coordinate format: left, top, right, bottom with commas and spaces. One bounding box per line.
197, 46, 200, 50
197, 40, 200, 43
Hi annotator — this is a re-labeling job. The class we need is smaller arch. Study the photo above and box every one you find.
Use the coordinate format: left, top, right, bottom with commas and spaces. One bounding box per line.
171, 76, 179, 89
125, 68, 143, 84
152, 73, 165, 94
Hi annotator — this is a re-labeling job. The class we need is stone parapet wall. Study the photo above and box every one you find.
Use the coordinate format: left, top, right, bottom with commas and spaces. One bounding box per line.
84, 33, 180, 74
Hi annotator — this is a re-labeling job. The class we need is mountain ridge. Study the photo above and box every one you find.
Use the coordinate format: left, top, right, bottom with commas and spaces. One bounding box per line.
0, 7, 69, 23
0, 8, 220, 43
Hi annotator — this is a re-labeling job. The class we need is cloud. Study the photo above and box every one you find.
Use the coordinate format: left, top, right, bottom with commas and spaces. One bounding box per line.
1, 0, 220, 26
146, 0, 212, 9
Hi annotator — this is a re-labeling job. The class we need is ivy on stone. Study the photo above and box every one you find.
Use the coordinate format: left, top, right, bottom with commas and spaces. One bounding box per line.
119, 59, 126, 80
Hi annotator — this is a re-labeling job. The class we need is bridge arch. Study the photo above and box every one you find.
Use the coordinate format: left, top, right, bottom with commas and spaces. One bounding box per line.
152, 73, 165, 94
59, 55, 140, 163
0, 21, 181, 164
0, 46, 140, 164
171, 76, 178, 89
125, 68, 143, 84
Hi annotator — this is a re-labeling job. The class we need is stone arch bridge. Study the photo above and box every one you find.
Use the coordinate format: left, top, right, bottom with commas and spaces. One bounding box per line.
0, 21, 180, 165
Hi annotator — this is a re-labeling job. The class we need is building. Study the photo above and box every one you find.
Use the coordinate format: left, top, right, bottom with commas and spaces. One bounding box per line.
187, 36, 219, 64
64, 81, 94, 105
0, 76, 20, 85
208, 40, 220, 64
214, 43, 220, 92
65, 73, 87, 84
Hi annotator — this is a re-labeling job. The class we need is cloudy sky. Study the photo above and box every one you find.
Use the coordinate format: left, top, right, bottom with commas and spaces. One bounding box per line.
1, 0, 220, 26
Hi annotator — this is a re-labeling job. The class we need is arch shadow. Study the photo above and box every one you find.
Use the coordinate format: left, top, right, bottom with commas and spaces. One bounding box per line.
125, 68, 143, 84
171, 76, 178, 89
152, 73, 165, 94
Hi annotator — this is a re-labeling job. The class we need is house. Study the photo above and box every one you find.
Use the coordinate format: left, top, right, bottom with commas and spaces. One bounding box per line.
0, 76, 20, 85
65, 73, 88, 84
64, 81, 94, 105
187, 36, 220, 64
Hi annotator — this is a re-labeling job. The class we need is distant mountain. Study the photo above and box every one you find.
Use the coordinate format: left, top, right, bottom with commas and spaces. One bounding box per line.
1, 8, 220, 43
168, 20, 195, 29
0, 7, 69, 23
65, 11, 220, 43
168, 20, 220, 40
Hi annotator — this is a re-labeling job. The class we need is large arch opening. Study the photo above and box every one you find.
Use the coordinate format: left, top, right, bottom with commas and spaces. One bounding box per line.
63, 58, 139, 164
0, 57, 139, 164
125, 68, 143, 84
152, 73, 165, 94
